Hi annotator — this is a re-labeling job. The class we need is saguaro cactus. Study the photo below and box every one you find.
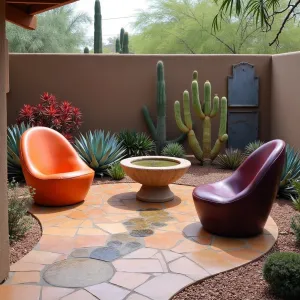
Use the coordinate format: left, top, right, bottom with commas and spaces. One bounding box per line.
116, 28, 129, 54
94, 0, 102, 53
143, 61, 186, 154
174, 71, 228, 163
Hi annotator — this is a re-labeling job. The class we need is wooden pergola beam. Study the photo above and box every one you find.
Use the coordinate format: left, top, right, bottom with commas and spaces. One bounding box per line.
7, 0, 63, 4
6, 4, 37, 30
29, 0, 77, 15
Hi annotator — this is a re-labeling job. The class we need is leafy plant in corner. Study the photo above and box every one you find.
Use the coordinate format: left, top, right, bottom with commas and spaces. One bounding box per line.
263, 252, 300, 299
175, 71, 228, 164
17, 92, 82, 142
7, 123, 31, 181
291, 214, 300, 244
215, 148, 245, 170
278, 144, 300, 199
8, 179, 34, 242
244, 140, 265, 156
107, 162, 125, 180
74, 130, 126, 176
117, 130, 155, 157
162, 143, 185, 158
143, 61, 186, 154
290, 180, 300, 211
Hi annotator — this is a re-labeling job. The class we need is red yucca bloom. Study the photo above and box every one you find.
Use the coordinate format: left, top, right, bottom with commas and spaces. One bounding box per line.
17, 92, 83, 142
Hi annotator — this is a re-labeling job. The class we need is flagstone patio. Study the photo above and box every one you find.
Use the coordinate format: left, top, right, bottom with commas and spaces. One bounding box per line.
1, 183, 278, 300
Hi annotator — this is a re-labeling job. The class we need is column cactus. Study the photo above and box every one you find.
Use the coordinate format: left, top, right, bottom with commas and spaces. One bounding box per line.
174, 71, 228, 163
143, 61, 186, 154
94, 0, 102, 53
116, 28, 129, 54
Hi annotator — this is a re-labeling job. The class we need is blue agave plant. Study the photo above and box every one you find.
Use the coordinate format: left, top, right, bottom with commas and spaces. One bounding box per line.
74, 130, 126, 176
278, 144, 300, 199
7, 123, 31, 181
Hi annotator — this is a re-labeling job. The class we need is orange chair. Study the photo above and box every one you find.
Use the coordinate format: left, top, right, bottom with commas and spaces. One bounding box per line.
20, 127, 95, 206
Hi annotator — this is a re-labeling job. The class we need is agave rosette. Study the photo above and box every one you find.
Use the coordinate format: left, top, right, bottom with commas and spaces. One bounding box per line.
74, 130, 126, 176
278, 144, 300, 199
7, 123, 31, 181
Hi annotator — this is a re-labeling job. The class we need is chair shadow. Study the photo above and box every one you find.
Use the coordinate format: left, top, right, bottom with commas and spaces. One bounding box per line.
181, 222, 276, 258
30, 201, 85, 215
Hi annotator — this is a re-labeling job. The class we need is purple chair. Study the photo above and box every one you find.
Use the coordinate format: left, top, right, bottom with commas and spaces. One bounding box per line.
193, 140, 286, 237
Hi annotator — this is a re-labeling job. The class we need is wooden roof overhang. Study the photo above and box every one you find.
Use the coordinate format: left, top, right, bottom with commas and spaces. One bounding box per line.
6, 0, 78, 30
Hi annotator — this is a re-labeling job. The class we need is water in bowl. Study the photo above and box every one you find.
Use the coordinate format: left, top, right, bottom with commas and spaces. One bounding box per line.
132, 159, 179, 167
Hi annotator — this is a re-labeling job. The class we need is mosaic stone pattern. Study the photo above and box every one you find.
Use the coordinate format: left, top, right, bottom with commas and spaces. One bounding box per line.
1, 183, 278, 300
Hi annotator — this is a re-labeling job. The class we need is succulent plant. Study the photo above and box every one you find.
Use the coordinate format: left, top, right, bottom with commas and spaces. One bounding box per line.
107, 162, 125, 180
74, 130, 126, 176
143, 61, 186, 154
7, 123, 31, 181
117, 130, 155, 157
174, 71, 228, 164
84, 47, 89, 54
161, 143, 185, 158
278, 144, 300, 199
215, 148, 245, 170
245, 140, 265, 156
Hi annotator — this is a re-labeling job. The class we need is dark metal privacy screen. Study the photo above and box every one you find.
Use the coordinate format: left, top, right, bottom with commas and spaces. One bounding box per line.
228, 62, 259, 107
227, 62, 260, 149
228, 111, 259, 149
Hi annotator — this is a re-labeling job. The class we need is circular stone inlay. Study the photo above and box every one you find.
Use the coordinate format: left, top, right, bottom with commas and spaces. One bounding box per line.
43, 258, 114, 288
90, 247, 121, 262
130, 229, 154, 237
107, 240, 123, 248
126, 241, 142, 249
151, 222, 167, 228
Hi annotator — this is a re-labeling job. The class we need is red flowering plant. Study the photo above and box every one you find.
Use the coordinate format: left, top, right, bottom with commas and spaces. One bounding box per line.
17, 92, 83, 142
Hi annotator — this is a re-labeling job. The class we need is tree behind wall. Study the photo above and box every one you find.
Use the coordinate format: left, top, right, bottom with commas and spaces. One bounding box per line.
6, 5, 91, 53
94, 0, 103, 53
213, 0, 300, 46
131, 0, 300, 54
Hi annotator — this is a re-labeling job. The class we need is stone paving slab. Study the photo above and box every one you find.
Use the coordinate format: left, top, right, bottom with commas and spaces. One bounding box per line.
1, 183, 278, 300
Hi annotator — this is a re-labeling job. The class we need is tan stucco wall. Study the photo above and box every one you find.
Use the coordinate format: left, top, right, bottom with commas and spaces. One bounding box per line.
7, 54, 272, 147
0, 2, 9, 283
271, 52, 300, 150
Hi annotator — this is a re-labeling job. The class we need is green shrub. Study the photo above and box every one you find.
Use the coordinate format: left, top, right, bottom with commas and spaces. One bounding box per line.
161, 143, 185, 158
244, 140, 264, 156
74, 130, 126, 176
278, 145, 300, 199
215, 148, 245, 170
7, 123, 31, 181
117, 130, 155, 157
291, 215, 300, 244
107, 163, 125, 180
263, 252, 300, 299
291, 181, 300, 211
8, 180, 34, 242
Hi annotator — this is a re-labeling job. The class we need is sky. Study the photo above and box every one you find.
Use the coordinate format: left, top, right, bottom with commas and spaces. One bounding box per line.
75, 0, 149, 42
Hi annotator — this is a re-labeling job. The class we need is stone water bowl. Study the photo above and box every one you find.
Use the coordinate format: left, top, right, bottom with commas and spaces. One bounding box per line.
121, 156, 191, 203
